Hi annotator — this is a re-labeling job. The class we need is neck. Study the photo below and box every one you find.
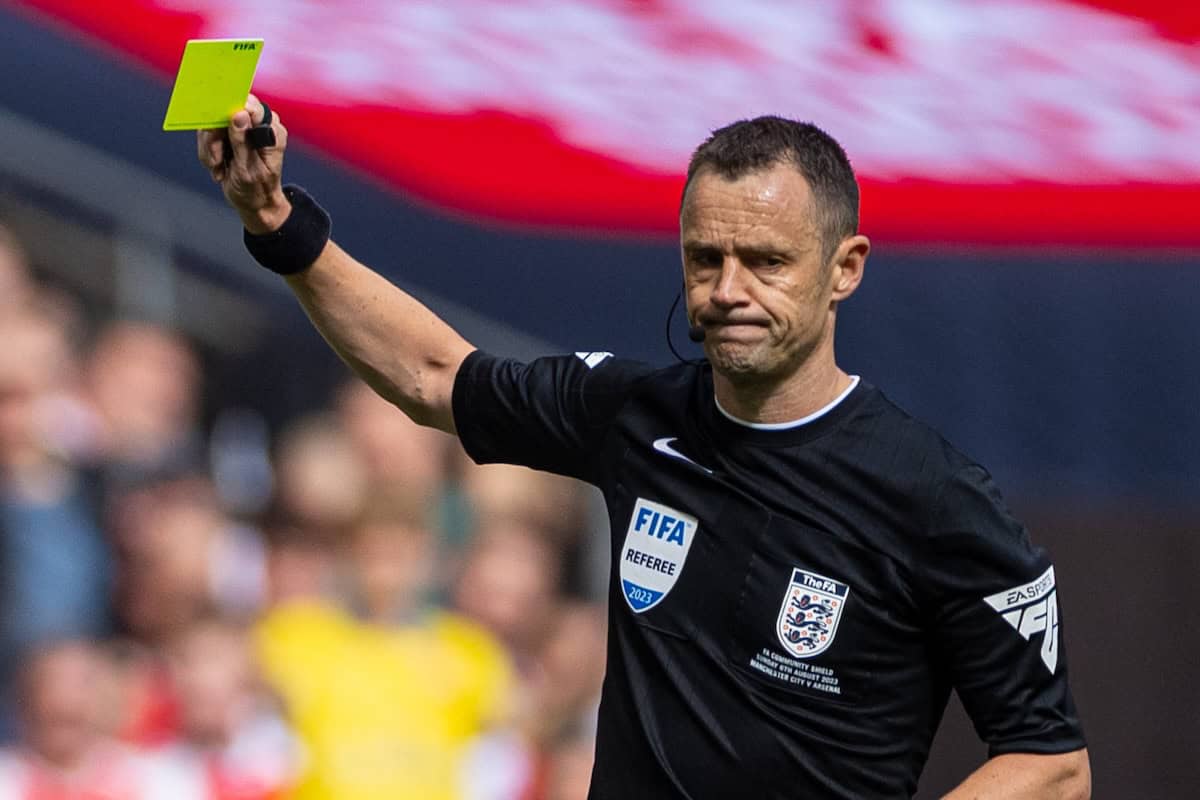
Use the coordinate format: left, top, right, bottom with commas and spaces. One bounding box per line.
30, 741, 93, 774
712, 352, 851, 425
362, 592, 421, 625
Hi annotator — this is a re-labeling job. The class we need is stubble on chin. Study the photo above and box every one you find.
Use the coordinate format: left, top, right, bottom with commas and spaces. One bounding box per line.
706, 342, 767, 382
707, 335, 815, 391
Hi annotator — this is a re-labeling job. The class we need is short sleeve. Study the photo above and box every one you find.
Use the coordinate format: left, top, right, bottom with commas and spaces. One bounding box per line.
923, 464, 1086, 756
451, 350, 655, 484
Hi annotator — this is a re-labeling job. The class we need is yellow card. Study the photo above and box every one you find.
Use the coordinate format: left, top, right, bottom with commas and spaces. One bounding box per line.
162, 38, 264, 131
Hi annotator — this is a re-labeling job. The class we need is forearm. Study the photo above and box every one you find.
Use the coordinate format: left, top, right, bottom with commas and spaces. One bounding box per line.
201, 102, 472, 432
284, 239, 474, 433
942, 749, 1090, 800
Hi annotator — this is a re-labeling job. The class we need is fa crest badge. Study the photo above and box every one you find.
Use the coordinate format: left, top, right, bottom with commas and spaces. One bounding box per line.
776, 568, 850, 658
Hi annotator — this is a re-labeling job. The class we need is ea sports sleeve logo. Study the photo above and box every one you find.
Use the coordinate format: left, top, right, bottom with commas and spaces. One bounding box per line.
777, 569, 851, 658
620, 498, 698, 613
983, 565, 1060, 674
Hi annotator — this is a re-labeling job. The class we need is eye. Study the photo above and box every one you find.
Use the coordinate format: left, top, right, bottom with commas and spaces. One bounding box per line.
687, 248, 722, 269
748, 254, 786, 269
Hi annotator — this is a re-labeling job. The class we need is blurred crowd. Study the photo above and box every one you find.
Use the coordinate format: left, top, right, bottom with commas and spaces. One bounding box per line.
0, 224, 608, 800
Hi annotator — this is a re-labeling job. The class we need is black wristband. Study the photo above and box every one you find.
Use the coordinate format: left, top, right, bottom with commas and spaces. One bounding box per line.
243, 184, 331, 275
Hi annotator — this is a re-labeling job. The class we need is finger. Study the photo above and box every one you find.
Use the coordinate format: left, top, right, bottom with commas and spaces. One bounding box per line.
246, 93, 267, 126
197, 130, 211, 166
262, 110, 286, 152
197, 129, 224, 169
228, 110, 253, 168
244, 96, 281, 153
231, 108, 252, 130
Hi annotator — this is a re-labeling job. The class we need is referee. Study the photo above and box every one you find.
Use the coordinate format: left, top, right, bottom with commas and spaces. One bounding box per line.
199, 100, 1090, 799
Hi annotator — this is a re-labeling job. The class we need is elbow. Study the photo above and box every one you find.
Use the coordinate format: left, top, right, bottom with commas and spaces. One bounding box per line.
394, 367, 461, 434
1064, 777, 1091, 800
1059, 748, 1092, 800
355, 362, 458, 433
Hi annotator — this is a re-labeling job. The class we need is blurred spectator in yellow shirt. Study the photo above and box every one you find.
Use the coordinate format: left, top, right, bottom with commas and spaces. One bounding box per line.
256, 488, 519, 800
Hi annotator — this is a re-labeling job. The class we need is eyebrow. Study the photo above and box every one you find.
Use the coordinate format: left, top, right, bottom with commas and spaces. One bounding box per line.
681, 240, 802, 258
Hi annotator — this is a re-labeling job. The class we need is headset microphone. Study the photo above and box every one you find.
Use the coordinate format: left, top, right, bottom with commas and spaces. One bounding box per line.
666, 289, 706, 363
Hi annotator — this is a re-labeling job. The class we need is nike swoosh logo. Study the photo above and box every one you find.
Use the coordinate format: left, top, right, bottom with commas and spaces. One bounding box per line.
652, 437, 713, 474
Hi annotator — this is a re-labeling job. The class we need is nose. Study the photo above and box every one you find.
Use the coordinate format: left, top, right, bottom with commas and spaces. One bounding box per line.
709, 258, 749, 309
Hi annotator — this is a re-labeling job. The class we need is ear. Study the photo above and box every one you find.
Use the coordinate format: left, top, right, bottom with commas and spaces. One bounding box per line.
828, 234, 870, 302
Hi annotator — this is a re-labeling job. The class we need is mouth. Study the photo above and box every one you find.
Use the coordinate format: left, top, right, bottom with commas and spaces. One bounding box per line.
703, 321, 768, 341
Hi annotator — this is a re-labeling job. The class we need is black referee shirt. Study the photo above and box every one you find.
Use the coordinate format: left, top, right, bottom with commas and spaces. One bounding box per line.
452, 351, 1084, 799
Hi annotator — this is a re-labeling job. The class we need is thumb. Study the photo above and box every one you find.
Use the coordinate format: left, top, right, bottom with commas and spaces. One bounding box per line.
228, 109, 253, 166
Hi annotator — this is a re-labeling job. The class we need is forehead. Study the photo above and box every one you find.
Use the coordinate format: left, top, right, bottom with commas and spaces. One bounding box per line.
680, 163, 818, 246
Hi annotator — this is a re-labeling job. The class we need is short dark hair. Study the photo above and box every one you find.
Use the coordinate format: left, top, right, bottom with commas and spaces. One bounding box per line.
683, 116, 859, 263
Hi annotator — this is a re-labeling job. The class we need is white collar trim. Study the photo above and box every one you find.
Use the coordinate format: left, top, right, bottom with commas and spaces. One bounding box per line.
715, 376, 860, 431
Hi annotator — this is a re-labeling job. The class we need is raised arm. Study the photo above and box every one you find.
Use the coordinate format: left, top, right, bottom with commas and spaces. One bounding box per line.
198, 98, 473, 433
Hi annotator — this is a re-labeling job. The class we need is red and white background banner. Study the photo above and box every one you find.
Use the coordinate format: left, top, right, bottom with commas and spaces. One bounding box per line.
10, 0, 1200, 245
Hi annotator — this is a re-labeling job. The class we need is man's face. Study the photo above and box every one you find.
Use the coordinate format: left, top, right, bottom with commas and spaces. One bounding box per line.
23, 643, 105, 766
681, 163, 847, 386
